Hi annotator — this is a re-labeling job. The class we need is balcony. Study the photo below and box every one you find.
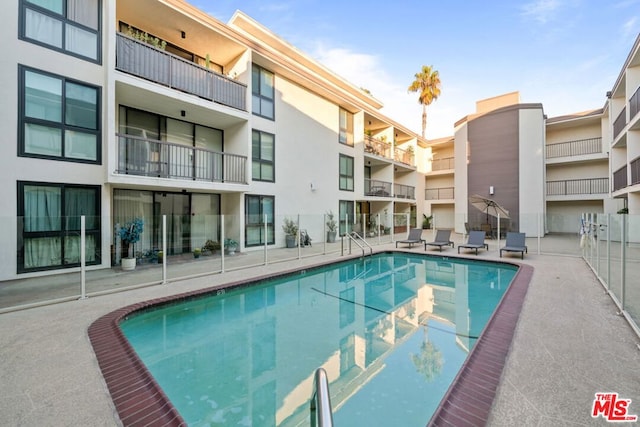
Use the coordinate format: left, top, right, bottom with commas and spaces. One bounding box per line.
394, 147, 414, 166
631, 157, 640, 186
430, 157, 454, 172
116, 133, 247, 184
365, 179, 392, 197
426, 187, 454, 200
613, 166, 628, 192
613, 107, 626, 139
364, 136, 392, 159
546, 178, 608, 196
394, 183, 415, 199
630, 86, 640, 121
546, 138, 602, 159
116, 33, 247, 111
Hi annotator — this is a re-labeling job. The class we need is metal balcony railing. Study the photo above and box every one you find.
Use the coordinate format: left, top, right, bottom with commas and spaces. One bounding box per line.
630, 86, 640, 121
613, 166, 628, 192
631, 157, 640, 186
394, 183, 415, 199
613, 107, 627, 139
394, 147, 415, 166
364, 179, 392, 197
546, 138, 602, 158
116, 133, 247, 184
363, 135, 392, 159
431, 157, 454, 171
116, 33, 247, 111
425, 187, 454, 200
546, 178, 608, 196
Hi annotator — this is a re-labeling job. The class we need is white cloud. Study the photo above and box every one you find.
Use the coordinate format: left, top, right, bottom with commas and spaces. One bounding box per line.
521, 0, 561, 24
312, 43, 452, 138
621, 16, 638, 38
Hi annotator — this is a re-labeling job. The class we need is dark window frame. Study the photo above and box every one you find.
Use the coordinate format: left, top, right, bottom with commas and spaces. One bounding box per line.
17, 181, 101, 273
252, 64, 275, 120
245, 194, 275, 247
19, 0, 102, 63
19, 65, 102, 164
339, 154, 354, 191
252, 129, 275, 182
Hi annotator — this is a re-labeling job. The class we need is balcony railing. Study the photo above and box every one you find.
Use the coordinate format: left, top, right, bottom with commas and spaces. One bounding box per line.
431, 157, 454, 171
425, 187, 454, 200
364, 179, 392, 197
116, 133, 247, 184
546, 178, 608, 196
546, 138, 602, 158
630, 86, 640, 121
364, 136, 391, 158
394, 147, 414, 166
631, 157, 640, 186
613, 107, 627, 139
116, 33, 247, 111
613, 166, 628, 192
394, 183, 415, 199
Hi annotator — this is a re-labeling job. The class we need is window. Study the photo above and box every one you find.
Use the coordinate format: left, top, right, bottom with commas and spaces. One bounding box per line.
339, 108, 353, 146
20, 66, 100, 163
245, 195, 275, 247
252, 64, 274, 119
339, 154, 354, 191
252, 130, 275, 182
18, 182, 101, 273
20, 0, 101, 62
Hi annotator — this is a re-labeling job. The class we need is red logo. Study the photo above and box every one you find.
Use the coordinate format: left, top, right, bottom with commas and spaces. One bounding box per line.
592, 393, 638, 422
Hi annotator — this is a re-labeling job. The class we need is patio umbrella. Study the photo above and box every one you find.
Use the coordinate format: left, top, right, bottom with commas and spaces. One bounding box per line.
469, 194, 510, 222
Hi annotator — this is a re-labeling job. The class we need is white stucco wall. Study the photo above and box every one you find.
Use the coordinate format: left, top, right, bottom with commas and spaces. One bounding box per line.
519, 108, 545, 237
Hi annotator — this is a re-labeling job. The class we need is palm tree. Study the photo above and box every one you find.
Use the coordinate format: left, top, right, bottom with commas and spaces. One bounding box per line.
408, 65, 441, 138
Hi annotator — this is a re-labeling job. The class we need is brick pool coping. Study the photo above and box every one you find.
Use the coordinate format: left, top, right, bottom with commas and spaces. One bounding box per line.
88, 253, 533, 426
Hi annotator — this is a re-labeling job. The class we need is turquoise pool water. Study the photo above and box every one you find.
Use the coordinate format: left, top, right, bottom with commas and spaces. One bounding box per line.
120, 253, 517, 426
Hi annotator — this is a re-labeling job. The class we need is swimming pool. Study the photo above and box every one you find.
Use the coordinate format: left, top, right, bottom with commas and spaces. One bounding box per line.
92, 253, 528, 426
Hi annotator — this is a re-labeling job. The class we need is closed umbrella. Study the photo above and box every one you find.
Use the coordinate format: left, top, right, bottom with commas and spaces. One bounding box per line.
469, 194, 510, 223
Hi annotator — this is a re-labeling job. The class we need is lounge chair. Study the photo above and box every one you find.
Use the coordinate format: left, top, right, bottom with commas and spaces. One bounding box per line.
457, 231, 488, 255
395, 228, 424, 248
500, 232, 527, 259
424, 229, 454, 251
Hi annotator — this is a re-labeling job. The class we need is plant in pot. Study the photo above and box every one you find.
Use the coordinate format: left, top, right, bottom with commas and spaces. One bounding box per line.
118, 218, 144, 270
193, 248, 201, 258
422, 214, 433, 229
224, 238, 238, 255
326, 211, 337, 243
202, 239, 221, 255
282, 217, 299, 248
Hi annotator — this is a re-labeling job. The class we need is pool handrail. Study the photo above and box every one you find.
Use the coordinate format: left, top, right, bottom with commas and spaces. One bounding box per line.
310, 367, 334, 427
342, 232, 373, 257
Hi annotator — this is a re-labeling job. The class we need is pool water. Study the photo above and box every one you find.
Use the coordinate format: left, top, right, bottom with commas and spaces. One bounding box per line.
120, 253, 517, 426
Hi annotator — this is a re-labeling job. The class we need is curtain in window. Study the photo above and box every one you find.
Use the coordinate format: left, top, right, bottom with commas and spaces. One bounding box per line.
67, 0, 98, 30
25, 8, 63, 49
25, 123, 62, 156
65, 24, 97, 59
24, 185, 61, 268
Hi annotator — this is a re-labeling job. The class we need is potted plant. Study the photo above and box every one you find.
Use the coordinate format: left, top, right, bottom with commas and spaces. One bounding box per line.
202, 240, 221, 255
224, 238, 238, 255
282, 217, 299, 248
157, 250, 163, 264
193, 248, 201, 259
326, 211, 337, 243
118, 218, 144, 270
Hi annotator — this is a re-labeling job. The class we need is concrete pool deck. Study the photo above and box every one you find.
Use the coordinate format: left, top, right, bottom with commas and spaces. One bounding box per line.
1, 239, 639, 426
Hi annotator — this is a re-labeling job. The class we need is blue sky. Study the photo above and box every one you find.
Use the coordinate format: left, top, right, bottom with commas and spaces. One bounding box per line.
187, 0, 640, 139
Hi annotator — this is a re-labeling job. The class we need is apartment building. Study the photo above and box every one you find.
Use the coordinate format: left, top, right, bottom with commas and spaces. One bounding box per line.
1, 0, 425, 281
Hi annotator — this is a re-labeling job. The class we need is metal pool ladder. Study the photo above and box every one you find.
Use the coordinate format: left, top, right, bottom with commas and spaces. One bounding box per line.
310, 368, 334, 427
342, 232, 373, 257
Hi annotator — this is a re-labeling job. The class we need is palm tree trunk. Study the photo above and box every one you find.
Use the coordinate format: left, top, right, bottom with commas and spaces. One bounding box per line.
421, 104, 427, 138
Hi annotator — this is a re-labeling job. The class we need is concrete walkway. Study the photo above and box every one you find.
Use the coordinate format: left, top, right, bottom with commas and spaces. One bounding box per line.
0, 240, 639, 426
